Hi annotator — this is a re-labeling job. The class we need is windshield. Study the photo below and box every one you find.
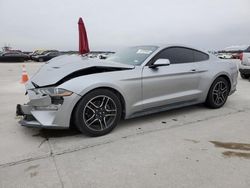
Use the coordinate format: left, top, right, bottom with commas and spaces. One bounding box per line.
106, 46, 158, 65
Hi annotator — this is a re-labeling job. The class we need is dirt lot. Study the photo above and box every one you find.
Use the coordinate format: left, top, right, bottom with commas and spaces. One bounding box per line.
0, 61, 250, 188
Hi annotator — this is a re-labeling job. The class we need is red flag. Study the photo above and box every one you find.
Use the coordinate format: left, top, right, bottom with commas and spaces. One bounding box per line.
78, 17, 90, 54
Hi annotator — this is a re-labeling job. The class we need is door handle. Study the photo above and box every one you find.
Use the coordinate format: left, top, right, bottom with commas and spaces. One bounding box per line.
190, 69, 196, 72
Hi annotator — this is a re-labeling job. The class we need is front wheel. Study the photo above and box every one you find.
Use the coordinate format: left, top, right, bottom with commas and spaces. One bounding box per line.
74, 89, 122, 136
205, 77, 229, 109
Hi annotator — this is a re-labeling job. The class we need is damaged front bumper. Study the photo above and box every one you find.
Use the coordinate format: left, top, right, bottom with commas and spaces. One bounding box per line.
16, 83, 81, 129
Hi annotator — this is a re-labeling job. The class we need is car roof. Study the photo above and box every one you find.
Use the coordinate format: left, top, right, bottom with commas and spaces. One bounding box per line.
157, 44, 207, 52
132, 44, 208, 53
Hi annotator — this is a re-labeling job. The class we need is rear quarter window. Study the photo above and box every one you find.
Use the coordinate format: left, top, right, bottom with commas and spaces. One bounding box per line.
194, 50, 209, 62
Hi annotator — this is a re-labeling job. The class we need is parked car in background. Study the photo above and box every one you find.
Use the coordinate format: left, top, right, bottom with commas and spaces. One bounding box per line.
217, 53, 232, 59
32, 50, 60, 62
97, 52, 114, 59
87, 53, 98, 58
17, 45, 238, 136
29, 50, 45, 59
239, 46, 250, 79
0, 51, 29, 62
231, 53, 241, 59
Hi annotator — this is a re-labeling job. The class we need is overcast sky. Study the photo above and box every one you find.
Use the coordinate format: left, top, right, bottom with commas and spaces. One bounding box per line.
0, 0, 250, 51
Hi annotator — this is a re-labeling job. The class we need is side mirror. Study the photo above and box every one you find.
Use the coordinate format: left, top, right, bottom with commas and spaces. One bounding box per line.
149, 59, 170, 69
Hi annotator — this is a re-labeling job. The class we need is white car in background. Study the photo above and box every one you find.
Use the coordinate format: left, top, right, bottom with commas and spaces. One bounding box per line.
217, 53, 232, 59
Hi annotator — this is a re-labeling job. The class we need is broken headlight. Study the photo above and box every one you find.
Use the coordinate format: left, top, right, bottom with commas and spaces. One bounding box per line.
32, 87, 73, 97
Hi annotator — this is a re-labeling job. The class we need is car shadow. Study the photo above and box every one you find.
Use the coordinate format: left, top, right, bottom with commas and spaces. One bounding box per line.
118, 104, 204, 128
30, 104, 206, 139
32, 128, 81, 139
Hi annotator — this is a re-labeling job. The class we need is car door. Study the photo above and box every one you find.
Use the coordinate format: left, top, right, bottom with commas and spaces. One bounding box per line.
142, 47, 202, 110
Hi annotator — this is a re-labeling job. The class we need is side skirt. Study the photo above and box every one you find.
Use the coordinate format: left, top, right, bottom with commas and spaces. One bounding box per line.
126, 99, 200, 119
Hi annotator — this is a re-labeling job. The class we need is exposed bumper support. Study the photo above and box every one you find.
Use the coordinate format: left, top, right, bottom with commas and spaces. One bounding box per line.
27, 95, 51, 106
16, 104, 32, 116
17, 92, 81, 129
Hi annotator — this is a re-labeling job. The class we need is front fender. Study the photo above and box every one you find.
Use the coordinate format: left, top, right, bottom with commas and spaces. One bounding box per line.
59, 76, 126, 97
58, 70, 143, 119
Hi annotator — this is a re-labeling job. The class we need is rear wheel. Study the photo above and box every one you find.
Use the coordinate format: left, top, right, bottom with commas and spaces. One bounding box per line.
205, 77, 229, 109
74, 89, 122, 136
240, 73, 250, 79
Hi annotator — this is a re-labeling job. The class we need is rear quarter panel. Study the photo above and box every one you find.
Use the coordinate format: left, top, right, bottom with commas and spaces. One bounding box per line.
199, 58, 238, 102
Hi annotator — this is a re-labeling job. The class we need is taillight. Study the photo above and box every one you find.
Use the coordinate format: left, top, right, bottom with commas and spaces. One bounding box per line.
239, 53, 243, 61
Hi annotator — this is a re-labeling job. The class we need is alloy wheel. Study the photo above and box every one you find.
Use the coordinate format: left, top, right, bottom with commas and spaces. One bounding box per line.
212, 81, 228, 106
83, 95, 117, 131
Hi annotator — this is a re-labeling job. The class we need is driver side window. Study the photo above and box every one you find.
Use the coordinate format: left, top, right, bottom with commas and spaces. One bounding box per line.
152, 47, 194, 64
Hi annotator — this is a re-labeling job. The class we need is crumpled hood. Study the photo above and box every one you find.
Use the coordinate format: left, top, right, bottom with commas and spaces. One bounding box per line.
30, 55, 134, 87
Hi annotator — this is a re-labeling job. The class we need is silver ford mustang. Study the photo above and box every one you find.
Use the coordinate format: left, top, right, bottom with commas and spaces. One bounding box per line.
16, 45, 238, 136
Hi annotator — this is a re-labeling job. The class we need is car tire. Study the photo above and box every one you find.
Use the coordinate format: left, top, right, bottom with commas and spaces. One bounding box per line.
240, 73, 250, 79
74, 89, 122, 136
205, 77, 229, 109
38, 58, 44, 62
